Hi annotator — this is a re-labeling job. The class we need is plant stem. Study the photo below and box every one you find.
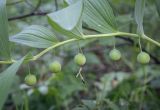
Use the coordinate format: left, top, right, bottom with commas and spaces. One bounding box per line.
0, 32, 160, 64
24, 94, 29, 110
32, 32, 137, 61
32, 39, 77, 60
139, 65, 147, 109
0, 59, 16, 64
142, 34, 160, 47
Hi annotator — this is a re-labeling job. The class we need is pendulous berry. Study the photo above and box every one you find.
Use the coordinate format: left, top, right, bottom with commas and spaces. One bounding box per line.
137, 52, 150, 64
49, 61, 61, 73
25, 74, 37, 86
109, 49, 121, 61
74, 53, 86, 66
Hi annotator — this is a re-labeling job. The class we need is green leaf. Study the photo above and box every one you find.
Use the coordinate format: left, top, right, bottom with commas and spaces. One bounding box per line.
82, 100, 96, 109
134, 0, 145, 34
85, 53, 101, 65
0, 58, 24, 109
65, 0, 78, 5
83, 0, 118, 33
10, 25, 58, 48
47, 0, 83, 39
0, 0, 10, 60
72, 107, 88, 110
155, 0, 160, 17
105, 99, 119, 110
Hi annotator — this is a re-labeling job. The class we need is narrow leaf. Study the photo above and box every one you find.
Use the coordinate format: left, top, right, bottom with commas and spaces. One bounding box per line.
134, 0, 145, 34
10, 25, 58, 48
105, 99, 119, 110
0, 58, 24, 109
65, 0, 78, 5
0, 0, 10, 59
83, 0, 118, 33
48, 0, 83, 39
82, 100, 96, 109
155, 0, 160, 17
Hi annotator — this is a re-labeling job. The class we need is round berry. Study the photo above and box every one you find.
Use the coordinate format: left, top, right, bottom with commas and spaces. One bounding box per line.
25, 74, 37, 86
137, 52, 150, 64
74, 53, 86, 66
109, 49, 121, 61
49, 61, 61, 73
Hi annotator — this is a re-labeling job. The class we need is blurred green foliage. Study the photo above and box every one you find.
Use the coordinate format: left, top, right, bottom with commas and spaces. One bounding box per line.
2, 0, 160, 110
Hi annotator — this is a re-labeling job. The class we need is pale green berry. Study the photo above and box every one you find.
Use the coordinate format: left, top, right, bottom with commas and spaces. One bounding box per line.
74, 53, 86, 66
49, 61, 61, 73
137, 52, 150, 64
25, 74, 37, 86
109, 49, 121, 61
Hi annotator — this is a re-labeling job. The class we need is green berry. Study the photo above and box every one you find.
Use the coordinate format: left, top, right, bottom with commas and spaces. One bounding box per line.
49, 61, 61, 73
25, 74, 37, 86
109, 49, 121, 61
137, 52, 150, 64
74, 53, 86, 66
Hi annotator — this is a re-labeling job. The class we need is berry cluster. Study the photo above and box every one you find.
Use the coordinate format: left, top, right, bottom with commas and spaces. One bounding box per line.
24, 50, 150, 86
24, 53, 87, 86
109, 49, 150, 64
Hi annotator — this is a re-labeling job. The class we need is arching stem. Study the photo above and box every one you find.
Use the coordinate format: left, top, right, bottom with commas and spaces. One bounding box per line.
0, 32, 160, 64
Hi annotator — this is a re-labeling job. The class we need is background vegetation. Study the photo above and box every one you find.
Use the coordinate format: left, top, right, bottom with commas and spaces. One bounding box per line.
0, 0, 160, 110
